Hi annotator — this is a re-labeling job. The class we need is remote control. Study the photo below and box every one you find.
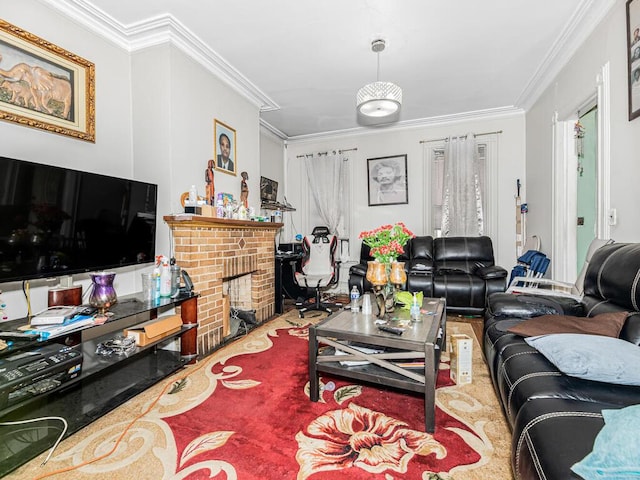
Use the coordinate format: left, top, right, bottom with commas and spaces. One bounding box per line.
377, 325, 404, 335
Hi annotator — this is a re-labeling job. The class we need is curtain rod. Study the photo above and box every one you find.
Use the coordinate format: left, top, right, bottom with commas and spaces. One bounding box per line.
296, 147, 357, 159
419, 130, 503, 144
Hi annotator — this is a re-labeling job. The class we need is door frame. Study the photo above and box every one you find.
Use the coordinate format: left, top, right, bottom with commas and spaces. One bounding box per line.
552, 62, 611, 282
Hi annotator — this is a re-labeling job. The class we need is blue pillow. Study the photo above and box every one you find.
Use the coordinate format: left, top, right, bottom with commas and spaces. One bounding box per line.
525, 333, 640, 385
571, 404, 640, 478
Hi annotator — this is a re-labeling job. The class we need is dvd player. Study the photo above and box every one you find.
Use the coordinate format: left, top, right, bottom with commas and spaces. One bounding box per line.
0, 344, 83, 412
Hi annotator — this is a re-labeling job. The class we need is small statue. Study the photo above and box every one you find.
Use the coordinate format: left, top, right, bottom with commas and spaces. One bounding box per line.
240, 171, 249, 208
205, 159, 215, 205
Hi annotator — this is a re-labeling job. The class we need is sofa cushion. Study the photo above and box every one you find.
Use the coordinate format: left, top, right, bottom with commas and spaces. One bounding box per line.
486, 292, 584, 320
525, 333, 640, 386
571, 404, 640, 479
512, 398, 606, 480
507, 311, 628, 338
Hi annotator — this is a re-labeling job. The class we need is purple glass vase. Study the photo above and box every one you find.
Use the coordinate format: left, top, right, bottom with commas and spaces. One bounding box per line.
89, 271, 118, 313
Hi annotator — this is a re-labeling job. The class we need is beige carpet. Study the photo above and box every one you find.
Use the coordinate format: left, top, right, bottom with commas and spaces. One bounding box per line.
8, 312, 512, 480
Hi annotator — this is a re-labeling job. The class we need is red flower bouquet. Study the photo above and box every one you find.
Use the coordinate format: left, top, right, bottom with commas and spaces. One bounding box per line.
359, 222, 415, 264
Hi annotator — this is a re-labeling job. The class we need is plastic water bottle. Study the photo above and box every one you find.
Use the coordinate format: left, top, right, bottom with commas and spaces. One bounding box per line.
188, 185, 198, 205
153, 256, 162, 300
350, 286, 360, 312
169, 258, 181, 297
410, 292, 421, 321
160, 257, 172, 297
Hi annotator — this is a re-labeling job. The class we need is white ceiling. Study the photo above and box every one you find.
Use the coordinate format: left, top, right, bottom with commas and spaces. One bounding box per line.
51, 0, 615, 139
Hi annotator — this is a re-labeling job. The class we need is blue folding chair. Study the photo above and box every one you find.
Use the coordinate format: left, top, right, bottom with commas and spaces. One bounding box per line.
507, 250, 550, 289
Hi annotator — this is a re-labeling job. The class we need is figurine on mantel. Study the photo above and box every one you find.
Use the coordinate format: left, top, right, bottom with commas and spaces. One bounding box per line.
205, 159, 215, 205
240, 171, 249, 208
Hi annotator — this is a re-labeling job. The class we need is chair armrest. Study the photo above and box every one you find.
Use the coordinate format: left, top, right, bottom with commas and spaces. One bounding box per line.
506, 276, 581, 300
349, 263, 368, 276
477, 265, 508, 280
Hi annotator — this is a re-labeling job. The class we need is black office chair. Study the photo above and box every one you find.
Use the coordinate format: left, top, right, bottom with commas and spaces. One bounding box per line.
294, 226, 340, 317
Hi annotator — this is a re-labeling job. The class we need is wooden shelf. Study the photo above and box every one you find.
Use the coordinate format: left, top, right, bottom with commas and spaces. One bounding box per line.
261, 201, 296, 212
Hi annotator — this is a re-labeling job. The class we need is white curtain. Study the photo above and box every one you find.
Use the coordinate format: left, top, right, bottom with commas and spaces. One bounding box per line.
441, 134, 484, 236
304, 153, 349, 237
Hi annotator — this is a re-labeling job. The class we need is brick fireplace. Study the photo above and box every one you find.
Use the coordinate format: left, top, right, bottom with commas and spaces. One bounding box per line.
164, 216, 282, 357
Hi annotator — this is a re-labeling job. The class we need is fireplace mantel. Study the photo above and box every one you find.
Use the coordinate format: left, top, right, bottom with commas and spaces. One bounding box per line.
164, 215, 282, 357
164, 215, 283, 230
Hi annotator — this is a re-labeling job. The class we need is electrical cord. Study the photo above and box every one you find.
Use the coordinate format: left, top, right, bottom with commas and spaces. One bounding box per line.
0, 416, 68, 466
22, 280, 32, 320
25, 356, 211, 479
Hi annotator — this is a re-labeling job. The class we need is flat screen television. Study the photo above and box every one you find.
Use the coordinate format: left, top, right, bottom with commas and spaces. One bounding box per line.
0, 156, 158, 283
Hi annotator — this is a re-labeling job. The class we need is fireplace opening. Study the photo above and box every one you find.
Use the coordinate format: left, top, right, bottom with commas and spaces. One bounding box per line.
224, 273, 258, 340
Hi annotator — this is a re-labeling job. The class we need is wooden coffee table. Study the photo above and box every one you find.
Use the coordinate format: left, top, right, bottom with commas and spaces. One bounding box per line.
308, 297, 446, 432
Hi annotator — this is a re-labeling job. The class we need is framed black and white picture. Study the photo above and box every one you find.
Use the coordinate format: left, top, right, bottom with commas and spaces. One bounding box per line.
627, 0, 640, 120
367, 154, 408, 206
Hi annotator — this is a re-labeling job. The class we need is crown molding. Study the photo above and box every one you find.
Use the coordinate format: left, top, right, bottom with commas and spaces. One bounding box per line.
39, 0, 280, 112
285, 106, 524, 144
516, 0, 618, 111
260, 119, 288, 141
38, 0, 131, 49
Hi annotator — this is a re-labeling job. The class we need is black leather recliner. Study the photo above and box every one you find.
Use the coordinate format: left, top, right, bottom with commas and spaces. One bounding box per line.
429, 236, 507, 315
349, 235, 507, 315
484, 243, 640, 480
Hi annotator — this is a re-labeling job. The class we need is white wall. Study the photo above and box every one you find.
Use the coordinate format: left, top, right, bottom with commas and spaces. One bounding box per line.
526, 1, 640, 248
0, 2, 134, 178
0, 3, 262, 320
284, 112, 526, 271
0, 1, 135, 319
132, 45, 261, 257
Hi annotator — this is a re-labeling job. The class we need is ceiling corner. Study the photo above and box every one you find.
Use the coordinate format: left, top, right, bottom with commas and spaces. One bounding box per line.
515, 0, 618, 111
41, 0, 281, 112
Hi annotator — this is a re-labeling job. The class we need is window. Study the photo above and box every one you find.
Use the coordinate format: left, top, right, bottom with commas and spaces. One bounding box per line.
304, 154, 351, 259
424, 136, 496, 238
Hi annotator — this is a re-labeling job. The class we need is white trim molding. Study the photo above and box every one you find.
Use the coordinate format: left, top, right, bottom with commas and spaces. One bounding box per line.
517, 0, 617, 111
286, 106, 523, 145
39, 0, 280, 112
596, 62, 611, 240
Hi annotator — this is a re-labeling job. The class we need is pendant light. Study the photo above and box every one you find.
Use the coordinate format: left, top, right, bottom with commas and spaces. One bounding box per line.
356, 39, 402, 118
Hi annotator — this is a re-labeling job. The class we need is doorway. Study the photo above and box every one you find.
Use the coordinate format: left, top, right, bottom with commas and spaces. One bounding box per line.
551, 63, 611, 283
576, 107, 598, 271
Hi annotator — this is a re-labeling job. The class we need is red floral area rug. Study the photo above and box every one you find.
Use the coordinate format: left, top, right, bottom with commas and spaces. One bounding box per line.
161, 316, 511, 480
12, 313, 511, 480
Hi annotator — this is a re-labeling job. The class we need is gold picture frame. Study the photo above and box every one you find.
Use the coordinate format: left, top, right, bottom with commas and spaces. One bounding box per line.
214, 119, 237, 176
0, 19, 95, 142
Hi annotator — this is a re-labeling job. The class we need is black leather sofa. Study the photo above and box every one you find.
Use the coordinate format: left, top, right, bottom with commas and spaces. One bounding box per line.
349, 236, 507, 316
484, 243, 640, 480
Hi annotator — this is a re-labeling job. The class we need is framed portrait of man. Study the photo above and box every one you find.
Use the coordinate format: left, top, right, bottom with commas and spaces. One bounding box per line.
367, 154, 408, 206
214, 119, 237, 175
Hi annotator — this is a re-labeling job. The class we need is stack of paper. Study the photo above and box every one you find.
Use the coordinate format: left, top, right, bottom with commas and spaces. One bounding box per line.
27, 315, 95, 339
335, 344, 383, 366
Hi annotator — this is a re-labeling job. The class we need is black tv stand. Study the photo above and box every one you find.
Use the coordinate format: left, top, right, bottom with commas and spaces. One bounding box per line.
0, 292, 198, 477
